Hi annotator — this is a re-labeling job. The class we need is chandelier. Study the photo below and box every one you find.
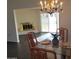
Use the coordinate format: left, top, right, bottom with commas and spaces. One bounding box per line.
40, 0, 63, 14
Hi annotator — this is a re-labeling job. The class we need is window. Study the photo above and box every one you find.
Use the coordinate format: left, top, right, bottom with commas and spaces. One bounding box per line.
40, 12, 59, 33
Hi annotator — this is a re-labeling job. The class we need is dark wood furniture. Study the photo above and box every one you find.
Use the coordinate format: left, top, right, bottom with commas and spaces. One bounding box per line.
57, 27, 68, 42
36, 43, 71, 59
26, 32, 57, 59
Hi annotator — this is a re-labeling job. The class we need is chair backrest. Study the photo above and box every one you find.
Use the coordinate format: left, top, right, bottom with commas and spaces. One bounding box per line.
26, 32, 38, 48
57, 27, 68, 42
26, 32, 57, 59
26, 32, 48, 59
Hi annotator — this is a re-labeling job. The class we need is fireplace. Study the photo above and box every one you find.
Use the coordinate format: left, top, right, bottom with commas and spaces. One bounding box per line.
21, 22, 34, 31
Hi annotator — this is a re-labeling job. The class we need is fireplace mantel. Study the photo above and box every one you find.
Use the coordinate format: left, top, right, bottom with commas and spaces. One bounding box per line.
18, 30, 39, 35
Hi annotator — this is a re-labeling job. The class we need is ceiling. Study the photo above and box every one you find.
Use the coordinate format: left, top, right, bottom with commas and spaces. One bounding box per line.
8, 0, 41, 9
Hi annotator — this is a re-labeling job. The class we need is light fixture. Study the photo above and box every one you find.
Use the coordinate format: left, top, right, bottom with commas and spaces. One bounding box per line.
40, 0, 63, 14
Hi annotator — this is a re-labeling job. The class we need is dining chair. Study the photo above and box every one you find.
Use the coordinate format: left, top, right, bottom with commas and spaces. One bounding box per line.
57, 27, 68, 42
26, 32, 57, 59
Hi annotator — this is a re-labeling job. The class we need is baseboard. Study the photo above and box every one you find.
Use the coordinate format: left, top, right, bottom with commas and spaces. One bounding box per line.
7, 41, 18, 46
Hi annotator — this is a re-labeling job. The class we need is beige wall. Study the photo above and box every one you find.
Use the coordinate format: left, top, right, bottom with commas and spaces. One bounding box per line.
15, 8, 41, 32
60, 0, 71, 42
15, 0, 71, 42
8, 0, 71, 42
7, 0, 40, 42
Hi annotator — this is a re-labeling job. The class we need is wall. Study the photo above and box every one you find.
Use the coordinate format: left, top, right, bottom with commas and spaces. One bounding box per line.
7, 0, 40, 42
15, 8, 41, 32
7, 7, 17, 42
59, 0, 71, 43
7, 0, 71, 43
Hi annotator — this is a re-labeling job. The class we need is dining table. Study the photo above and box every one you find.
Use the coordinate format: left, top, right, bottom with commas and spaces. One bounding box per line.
36, 42, 71, 59
34, 32, 71, 59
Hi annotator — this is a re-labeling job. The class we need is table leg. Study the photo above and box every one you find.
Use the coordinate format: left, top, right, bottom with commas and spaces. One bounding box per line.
61, 55, 66, 59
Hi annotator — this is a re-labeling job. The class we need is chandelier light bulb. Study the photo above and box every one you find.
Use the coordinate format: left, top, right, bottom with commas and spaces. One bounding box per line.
44, 0, 46, 5
51, 3, 54, 8
55, 0, 58, 4
40, 1, 43, 6
40, 1, 43, 9
44, 0, 47, 8
60, 2, 63, 6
